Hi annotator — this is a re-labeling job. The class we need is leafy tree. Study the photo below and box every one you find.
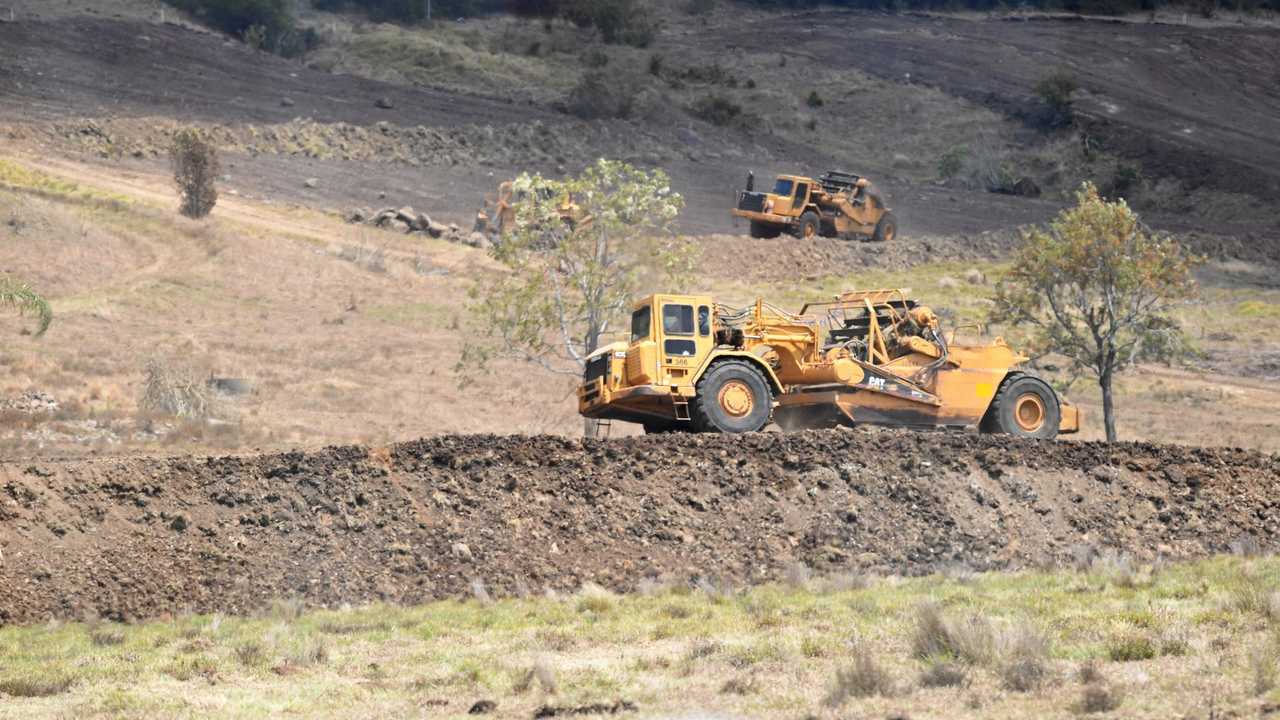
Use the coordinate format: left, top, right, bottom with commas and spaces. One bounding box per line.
170, 129, 221, 220
992, 182, 1199, 442
0, 277, 52, 337
464, 159, 691, 434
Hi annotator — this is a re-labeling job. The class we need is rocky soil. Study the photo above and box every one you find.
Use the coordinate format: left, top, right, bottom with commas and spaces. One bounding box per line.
2, 430, 1277, 624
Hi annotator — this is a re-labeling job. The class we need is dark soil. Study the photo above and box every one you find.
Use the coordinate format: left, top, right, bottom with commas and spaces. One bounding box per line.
718, 12, 1280, 203
2, 431, 1277, 625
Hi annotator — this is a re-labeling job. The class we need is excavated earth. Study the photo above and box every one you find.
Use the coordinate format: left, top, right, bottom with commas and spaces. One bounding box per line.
2, 430, 1278, 625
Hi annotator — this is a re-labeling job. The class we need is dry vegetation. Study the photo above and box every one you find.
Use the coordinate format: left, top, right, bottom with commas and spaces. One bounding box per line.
1, 153, 1277, 455
2, 556, 1278, 718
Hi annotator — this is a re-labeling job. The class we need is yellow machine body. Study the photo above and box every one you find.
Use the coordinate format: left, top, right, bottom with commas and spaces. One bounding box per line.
578, 290, 1079, 437
730, 171, 896, 242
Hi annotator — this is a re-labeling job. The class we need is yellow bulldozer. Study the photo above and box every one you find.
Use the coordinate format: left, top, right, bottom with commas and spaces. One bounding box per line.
732, 170, 897, 242
578, 289, 1079, 438
479, 180, 586, 237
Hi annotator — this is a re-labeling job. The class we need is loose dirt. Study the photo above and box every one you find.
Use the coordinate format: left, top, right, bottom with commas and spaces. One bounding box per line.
2, 430, 1276, 624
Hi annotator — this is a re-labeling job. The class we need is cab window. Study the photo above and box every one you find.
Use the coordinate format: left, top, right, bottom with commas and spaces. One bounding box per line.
662, 304, 694, 335
772, 178, 794, 196
630, 306, 651, 341
698, 306, 711, 336
794, 182, 809, 204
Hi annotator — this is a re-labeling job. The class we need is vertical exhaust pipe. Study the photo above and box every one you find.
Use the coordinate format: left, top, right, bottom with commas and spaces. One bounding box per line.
746, 171, 755, 192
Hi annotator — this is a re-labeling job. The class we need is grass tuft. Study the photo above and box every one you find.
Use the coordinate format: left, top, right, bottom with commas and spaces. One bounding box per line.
0, 674, 76, 698
919, 659, 968, 688
824, 646, 896, 705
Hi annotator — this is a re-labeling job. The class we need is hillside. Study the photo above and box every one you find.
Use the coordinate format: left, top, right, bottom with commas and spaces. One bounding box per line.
0, 1, 1278, 459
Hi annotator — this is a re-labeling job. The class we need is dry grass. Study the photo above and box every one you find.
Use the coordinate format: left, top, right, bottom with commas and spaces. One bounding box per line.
824, 646, 897, 705
0, 556, 1277, 718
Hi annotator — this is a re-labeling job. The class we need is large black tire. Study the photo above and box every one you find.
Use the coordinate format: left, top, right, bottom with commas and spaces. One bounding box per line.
981, 374, 1060, 440
749, 221, 782, 239
691, 360, 772, 434
797, 211, 821, 240
871, 211, 897, 243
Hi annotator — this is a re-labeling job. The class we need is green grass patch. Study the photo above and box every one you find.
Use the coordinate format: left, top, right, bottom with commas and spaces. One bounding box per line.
0, 158, 131, 207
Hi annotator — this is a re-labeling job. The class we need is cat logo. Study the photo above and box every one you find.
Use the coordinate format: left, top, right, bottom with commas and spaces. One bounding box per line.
867, 376, 886, 391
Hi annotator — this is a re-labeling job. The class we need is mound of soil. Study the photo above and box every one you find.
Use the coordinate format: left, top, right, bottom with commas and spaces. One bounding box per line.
2, 431, 1277, 624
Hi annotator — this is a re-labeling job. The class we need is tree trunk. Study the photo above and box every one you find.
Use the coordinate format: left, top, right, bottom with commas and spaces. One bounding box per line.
1099, 370, 1117, 443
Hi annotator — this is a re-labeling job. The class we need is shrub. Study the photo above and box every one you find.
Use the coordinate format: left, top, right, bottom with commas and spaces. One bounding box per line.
938, 145, 968, 180
560, 0, 657, 47
139, 359, 216, 419
164, 0, 314, 55
1034, 67, 1079, 125
1078, 682, 1124, 713
691, 94, 742, 127
824, 647, 895, 705
919, 660, 968, 688
170, 129, 219, 219
582, 48, 610, 68
1106, 633, 1156, 662
565, 69, 639, 120
806, 90, 824, 108
0, 674, 75, 697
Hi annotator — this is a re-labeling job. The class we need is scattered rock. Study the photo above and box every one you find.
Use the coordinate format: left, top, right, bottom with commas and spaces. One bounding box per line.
303, 178, 319, 189
468, 700, 496, 715
374, 97, 394, 109
281, 96, 295, 107
963, 268, 986, 285
452, 542, 473, 561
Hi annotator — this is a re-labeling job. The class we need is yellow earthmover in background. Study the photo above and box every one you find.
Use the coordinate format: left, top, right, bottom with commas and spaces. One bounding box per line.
579, 289, 1079, 438
479, 180, 586, 236
732, 171, 897, 242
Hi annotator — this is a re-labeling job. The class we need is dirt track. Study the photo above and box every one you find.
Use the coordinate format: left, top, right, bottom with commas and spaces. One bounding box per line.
2, 431, 1277, 624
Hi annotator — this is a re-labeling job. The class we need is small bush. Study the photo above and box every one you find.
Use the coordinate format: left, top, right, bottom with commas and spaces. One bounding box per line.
1251, 639, 1280, 696
919, 660, 968, 688
576, 584, 616, 614
648, 54, 664, 77
90, 627, 126, 647
911, 603, 996, 664
0, 674, 75, 697
691, 94, 742, 127
999, 623, 1051, 692
581, 48, 609, 68
1078, 682, 1124, 713
806, 90, 824, 108
1034, 67, 1079, 124
170, 129, 219, 219
560, 0, 656, 47
565, 69, 639, 120
235, 642, 266, 666
139, 359, 216, 419
1106, 633, 1156, 662
165, 0, 314, 56
824, 648, 895, 705
938, 145, 968, 180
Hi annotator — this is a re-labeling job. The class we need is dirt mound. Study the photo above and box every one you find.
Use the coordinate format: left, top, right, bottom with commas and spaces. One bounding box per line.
2, 431, 1277, 624
698, 230, 1021, 280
